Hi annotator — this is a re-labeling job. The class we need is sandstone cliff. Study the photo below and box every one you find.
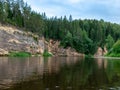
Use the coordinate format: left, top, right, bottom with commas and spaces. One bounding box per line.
0, 24, 44, 56
94, 47, 108, 57
0, 24, 83, 57
47, 40, 84, 57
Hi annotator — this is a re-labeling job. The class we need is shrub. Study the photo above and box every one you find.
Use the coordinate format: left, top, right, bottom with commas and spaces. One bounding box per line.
42, 50, 53, 57
9, 51, 31, 57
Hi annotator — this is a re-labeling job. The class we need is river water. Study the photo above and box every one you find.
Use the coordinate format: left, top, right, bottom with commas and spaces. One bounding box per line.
0, 57, 120, 90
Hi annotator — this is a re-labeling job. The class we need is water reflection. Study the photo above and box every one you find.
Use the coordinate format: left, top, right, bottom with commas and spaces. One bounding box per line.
0, 57, 120, 90
0, 57, 82, 89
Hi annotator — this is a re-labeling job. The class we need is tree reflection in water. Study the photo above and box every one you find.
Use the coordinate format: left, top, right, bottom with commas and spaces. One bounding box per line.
0, 57, 120, 90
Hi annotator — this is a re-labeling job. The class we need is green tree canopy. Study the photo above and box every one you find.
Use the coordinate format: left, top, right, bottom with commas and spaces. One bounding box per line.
106, 34, 115, 51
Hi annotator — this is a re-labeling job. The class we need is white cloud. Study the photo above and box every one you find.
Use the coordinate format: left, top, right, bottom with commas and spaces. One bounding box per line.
23, 0, 120, 23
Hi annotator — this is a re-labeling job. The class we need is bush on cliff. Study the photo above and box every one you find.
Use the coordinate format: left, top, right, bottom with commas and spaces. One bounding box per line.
43, 50, 53, 57
9, 51, 31, 57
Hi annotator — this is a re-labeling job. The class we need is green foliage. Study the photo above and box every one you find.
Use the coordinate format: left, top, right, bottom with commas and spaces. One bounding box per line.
0, 0, 120, 55
61, 31, 73, 48
112, 40, 120, 53
42, 50, 53, 57
9, 51, 31, 57
106, 40, 120, 57
61, 30, 97, 55
106, 34, 115, 50
106, 53, 120, 57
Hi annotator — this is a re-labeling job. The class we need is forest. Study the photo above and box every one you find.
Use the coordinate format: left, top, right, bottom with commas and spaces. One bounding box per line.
0, 0, 120, 55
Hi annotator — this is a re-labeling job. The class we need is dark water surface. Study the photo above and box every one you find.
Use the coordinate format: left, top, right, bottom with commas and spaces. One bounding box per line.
0, 57, 120, 90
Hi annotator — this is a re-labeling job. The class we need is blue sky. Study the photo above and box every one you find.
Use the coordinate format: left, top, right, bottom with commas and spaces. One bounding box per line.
24, 0, 120, 24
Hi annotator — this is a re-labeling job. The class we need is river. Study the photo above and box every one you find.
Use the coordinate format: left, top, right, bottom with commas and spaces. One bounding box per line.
0, 57, 120, 90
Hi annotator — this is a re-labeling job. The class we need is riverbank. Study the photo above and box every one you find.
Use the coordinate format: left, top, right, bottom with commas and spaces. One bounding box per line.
94, 56, 120, 59
0, 24, 83, 57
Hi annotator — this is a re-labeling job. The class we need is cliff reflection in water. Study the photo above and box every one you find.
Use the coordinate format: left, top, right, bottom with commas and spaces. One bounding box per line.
0, 57, 120, 90
0, 57, 81, 89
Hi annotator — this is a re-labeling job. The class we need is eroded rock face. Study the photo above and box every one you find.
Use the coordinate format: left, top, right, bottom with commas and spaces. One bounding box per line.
0, 48, 8, 56
47, 40, 84, 57
95, 47, 103, 57
103, 46, 108, 55
0, 24, 83, 56
0, 24, 45, 55
94, 46, 108, 57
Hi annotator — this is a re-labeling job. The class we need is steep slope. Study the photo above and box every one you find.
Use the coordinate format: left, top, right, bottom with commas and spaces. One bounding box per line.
47, 40, 84, 56
0, 24, 44, 56
0, 24, 84, 56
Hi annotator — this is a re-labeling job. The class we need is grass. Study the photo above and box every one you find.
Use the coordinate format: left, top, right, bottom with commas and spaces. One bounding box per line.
9, 51, 31, 57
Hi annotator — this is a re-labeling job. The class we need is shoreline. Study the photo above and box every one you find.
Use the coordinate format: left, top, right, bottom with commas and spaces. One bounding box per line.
94, 56, 120, 59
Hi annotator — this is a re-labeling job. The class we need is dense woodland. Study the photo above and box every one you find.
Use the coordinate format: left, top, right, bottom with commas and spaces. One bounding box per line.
0, 0, 120, 55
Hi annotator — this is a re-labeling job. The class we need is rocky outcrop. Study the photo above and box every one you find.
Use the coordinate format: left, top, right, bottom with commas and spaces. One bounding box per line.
0, 24, 83, 56
0, 48, 8, 56
94, 47, 108, 57
0, 24, 45, 56
47, 40, 84, 56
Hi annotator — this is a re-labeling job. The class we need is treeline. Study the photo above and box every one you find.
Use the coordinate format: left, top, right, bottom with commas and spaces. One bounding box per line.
0, 0, 45, 35
45, 17, 120, 54
0, 0, 120, 54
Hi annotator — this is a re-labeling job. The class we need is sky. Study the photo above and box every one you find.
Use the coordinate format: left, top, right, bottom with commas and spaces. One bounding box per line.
23, 0, 120, 24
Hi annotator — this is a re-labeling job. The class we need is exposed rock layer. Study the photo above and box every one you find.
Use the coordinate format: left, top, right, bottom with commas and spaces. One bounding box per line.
0, 24, 83, 56
47, 40, 84, 57
94, 47, 108, 57
0, 24, 44, 56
